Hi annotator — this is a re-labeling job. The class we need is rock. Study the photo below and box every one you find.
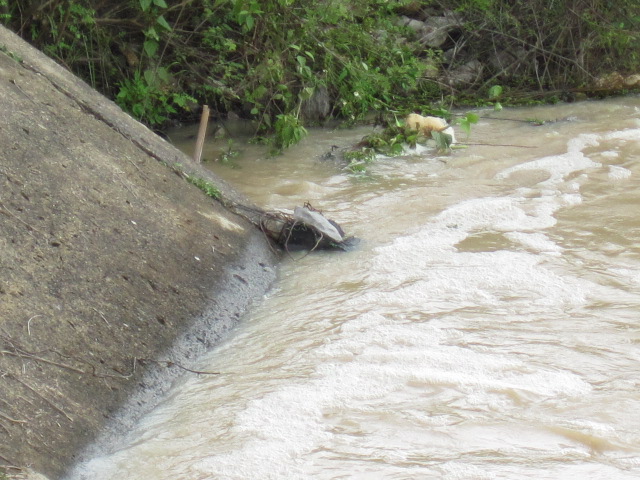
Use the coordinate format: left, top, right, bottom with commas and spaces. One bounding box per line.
419, 13, 464, 48
300, 85, 331, 122
397, 11, 463, 48
293, 206, 344, 243
595, 72, 625, 89
624, 74, 640, 87
593, 72, 640, 90
398, 16, 427, 33
488, 48, 528, 74
447, 59, 484, 86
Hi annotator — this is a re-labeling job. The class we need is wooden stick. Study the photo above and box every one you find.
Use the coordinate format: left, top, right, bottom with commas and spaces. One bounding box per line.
193, 104, 210, 163
459, 142, 538, 148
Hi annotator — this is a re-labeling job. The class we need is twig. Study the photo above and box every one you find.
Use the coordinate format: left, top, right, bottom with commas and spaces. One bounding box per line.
0, 201, 47, 239
114, 171, 140, 200
0, 336, 133, 379
466, 116, 541, 123
0, 350, 86, 375
4, 372, 73, 422
459, 142, 537, 148
136, 358, 219, 375
128, 159, 146, 177
0, 453, 20, 470
0, 410, 26, 424
296, 231, 324, 261
26, 315, 42, 336
282, 219, 300, 258
92, 307, 110, 326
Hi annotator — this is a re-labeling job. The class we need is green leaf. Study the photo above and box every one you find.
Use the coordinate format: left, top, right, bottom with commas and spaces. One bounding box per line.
156, 15, 171, 31
465, 113, 479, 123
156, 66, 170, 82
488, 85, 503, 99
432, 131, 453, 152
143, 69, 156, 86
139, 0, 152, 11
145, 26, 159, 40
143, 39, 159, 58
153, 0, 168, 7
299, 86, 314, 101
494, 101, 503, 111
458, 112, 479, 136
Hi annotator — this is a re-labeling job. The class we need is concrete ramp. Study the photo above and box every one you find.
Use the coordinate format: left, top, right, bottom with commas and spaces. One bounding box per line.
0, 26, 277, 479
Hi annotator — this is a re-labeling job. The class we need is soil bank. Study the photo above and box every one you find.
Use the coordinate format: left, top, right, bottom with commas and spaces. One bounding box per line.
0, 26, 278, 479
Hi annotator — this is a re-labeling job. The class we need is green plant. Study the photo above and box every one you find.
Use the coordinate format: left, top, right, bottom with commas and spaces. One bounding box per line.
525, 118, 546, 126
218, 139, 240, 165
487, 85, 503, 111
0, 44, 21, 62
139, 0, 172, 59
431, 130, 454, 153
116, 68, 195, 127
185, 175, 221, 199
0, 0, 10, 23
272, 114, 308, 153
457, 112, 479, 137
344, 148, 376, 173
452, 0, 640, 90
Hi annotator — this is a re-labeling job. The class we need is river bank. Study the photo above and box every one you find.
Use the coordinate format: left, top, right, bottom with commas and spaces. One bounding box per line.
0, 26, 278, 479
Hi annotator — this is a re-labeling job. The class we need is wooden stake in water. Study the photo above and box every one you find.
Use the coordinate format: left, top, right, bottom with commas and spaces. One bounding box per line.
193, 104, 210, 163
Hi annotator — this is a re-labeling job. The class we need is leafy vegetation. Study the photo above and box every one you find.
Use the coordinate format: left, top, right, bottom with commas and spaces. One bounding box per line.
185, 174, 221, 199
3, 0, 640, 143
457, 0, 640, 98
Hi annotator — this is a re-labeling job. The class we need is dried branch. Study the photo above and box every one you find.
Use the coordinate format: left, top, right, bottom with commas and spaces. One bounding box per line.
135, 358, 219, 375
2, 371, 73, 422
0, 410, 27, 425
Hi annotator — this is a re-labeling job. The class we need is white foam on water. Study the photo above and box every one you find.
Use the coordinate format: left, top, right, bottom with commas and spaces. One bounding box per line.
178, 308, 594, 479
504, 231, 563, 255
603, 127, 640, 142
496, 149, 600, 188
608, 164, 632, 180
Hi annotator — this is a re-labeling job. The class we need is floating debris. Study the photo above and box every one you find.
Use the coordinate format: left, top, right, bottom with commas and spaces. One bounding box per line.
258, 203, 355, 252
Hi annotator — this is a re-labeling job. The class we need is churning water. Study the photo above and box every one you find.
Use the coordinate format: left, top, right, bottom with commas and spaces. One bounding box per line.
70, 98, 640, 479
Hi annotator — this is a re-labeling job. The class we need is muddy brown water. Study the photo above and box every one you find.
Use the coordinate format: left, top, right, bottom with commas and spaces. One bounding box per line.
68, 98, 640, 479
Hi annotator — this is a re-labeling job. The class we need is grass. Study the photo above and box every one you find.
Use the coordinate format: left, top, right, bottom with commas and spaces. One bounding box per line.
185, 175, 221, 199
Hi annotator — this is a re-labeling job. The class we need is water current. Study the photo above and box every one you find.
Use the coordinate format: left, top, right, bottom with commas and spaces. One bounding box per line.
70, 98, 640, 479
